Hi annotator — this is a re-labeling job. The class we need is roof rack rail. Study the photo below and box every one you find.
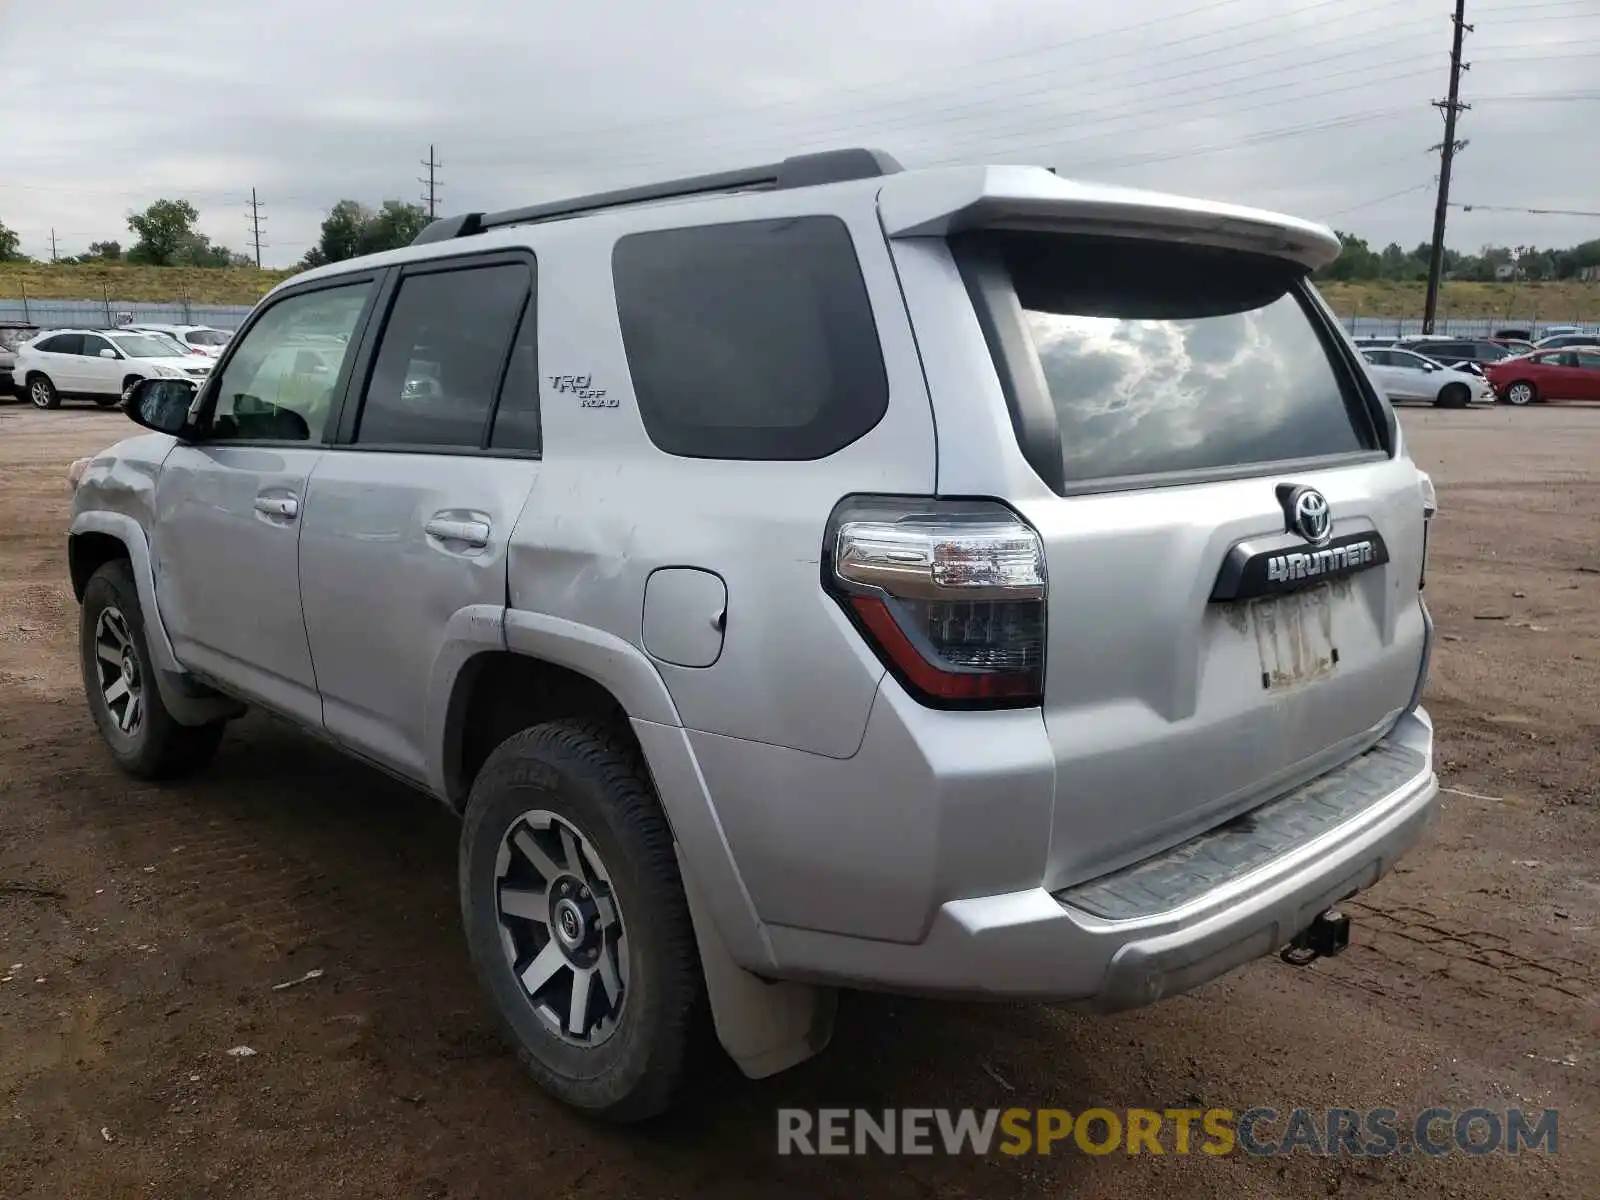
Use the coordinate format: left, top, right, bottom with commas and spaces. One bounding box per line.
410, 147, 902, 246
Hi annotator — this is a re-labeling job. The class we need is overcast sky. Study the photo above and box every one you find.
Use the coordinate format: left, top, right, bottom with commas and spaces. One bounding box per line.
6, 0, 1597, 267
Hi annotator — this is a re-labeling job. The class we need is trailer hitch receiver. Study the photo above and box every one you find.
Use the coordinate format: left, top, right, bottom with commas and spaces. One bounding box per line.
1280, 907, 1351, 967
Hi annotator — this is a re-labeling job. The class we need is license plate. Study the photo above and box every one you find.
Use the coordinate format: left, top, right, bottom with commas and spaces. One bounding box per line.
1247, 583, 1340, 692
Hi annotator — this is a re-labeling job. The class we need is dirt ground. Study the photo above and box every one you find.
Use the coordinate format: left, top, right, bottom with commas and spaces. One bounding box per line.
1, 403, 1596, 1199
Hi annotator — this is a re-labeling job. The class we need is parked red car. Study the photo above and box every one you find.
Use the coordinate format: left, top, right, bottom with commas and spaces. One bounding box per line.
1484, 347, 1600, 406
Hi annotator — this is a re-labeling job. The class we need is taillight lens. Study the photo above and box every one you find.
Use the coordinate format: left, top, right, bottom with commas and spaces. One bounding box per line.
823, 497, 1046, 708
1418, 470, 1437, 590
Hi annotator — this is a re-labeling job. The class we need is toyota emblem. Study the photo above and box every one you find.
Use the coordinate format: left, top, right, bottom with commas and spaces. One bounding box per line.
1286, 486, 1333, 546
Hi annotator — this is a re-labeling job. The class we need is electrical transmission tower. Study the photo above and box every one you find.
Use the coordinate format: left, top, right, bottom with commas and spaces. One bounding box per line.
420, 145, 443, 219
248, 188, 267, 269
1423, 0, 1472, 333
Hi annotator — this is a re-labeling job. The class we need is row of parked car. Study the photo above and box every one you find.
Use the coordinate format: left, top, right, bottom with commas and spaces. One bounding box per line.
0, 322, 231, 409
1353, 328, 1600, 407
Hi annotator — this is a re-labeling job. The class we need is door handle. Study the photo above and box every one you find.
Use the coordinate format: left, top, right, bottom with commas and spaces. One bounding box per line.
253, 495, 299, 520
425, 516, 491, 548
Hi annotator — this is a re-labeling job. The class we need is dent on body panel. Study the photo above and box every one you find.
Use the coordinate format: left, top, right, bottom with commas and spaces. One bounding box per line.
72, 434, 174, 529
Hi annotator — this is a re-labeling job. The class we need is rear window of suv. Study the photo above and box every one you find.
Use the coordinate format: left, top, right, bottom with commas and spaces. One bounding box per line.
971, 231, 1379, 490
612, 216, 888, 460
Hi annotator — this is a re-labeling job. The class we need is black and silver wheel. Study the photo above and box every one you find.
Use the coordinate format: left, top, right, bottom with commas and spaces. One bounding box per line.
79, 559, 226, 779
1504, 381, 1536, 406
27, 374, 60, 410
497, 809, 629, 1046
459, 721, 704, 1122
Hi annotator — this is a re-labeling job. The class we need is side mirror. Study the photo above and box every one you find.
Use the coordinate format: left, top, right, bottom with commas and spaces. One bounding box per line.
98, 348, 118, 360
124, 377, 200, 437
1423, 362, 1438, 372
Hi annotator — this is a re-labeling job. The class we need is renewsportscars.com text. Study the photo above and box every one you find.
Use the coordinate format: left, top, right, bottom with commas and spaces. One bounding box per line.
777, 1106, 1558, 1158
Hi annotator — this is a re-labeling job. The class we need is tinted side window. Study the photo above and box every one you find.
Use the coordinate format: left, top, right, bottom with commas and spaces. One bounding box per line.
612, 216, 889, 460
1576, 352, 1600, 369
489, 300, 540, 453
39, 334, 83, 355
82, 335, 114, 357
357, 262, 531, 448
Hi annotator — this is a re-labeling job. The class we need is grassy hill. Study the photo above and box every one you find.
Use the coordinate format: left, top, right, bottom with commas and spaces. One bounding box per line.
0, 262, 294, 304
3, 262, 1598, 321
1310, 280, 1598, 322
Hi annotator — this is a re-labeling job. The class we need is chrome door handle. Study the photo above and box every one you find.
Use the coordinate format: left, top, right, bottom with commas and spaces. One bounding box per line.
425, 517, 491, 547
253, 495, 299, 520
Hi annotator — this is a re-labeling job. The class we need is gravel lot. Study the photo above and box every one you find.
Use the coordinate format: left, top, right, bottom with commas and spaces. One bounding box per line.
1, 404, 1596, 1199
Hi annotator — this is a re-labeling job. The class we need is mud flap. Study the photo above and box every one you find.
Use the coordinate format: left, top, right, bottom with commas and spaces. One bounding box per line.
675, 846, 837, 1079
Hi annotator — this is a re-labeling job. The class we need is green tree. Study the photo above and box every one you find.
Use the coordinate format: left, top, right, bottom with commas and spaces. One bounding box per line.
359, 200, 429, 255
0, 217, 23, 262
127, 198, 201, 265
86, 239, 122, 261
304, 199, 430, 267
307, 200, 373, 267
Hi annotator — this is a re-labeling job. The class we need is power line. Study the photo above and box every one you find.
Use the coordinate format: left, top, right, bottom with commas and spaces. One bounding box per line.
1423, 0, 1471, 334
247, 188, 267, 270
549, 0, 1432, 169
1452, 202, 1600, 217
1322, 181, 1436, 221
420, 145, 442, 219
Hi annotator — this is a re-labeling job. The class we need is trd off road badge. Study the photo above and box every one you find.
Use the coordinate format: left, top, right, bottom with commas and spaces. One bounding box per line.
549, 374, 616, 408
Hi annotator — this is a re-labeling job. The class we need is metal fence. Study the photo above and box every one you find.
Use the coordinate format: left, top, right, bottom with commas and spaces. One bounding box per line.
0, 296, 1594, 341
1343, 314, 1599, 337
0, 297, 253, 331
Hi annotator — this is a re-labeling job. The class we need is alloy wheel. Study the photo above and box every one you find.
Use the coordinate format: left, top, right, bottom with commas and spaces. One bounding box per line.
92, 607, 144, 735
494, 809, 628, 1046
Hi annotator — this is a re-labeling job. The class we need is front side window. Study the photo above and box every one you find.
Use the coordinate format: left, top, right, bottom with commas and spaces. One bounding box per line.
985, 231, 1376, 489
81, 335, 116, 358
612, 216, 889, 460
208, 282, 373, 442
356, 262, 531, 449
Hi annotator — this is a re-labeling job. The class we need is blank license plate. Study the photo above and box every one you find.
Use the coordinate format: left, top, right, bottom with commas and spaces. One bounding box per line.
1247, 583, 1340, 692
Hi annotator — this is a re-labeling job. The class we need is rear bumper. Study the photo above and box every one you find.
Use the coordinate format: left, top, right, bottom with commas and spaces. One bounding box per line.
761, 706, 1437, 1006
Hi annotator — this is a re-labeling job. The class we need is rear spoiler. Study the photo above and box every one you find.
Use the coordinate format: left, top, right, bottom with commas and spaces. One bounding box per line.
877, 165, 1341, 272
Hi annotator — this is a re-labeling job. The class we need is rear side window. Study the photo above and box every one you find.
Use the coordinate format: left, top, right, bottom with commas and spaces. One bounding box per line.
38, 334, 83, 355
358, 262, 532, 448
975, 232, 1377, 489
612, 216, 888, 460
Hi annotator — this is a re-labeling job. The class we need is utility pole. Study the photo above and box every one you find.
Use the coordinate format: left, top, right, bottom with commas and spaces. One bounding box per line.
49, 228, 58, 262
420, 144, 442, 219
248, 188, 266, 269
1423, 0, 1472, 333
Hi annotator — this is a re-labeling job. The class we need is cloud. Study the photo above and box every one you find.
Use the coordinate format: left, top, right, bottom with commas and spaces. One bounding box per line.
4, 0, 1595, 266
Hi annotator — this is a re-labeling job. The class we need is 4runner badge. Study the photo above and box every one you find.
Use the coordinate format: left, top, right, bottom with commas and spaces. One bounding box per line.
549, 375, 616, 408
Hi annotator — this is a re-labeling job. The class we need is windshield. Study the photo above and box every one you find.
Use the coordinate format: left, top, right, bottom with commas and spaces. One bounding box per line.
989, 231, 1377, 488
186, 329, 230, 346
111, 334, 185, 359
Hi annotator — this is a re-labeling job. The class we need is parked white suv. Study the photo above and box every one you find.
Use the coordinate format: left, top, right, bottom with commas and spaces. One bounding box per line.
122, 323, 232, 357
16, 328, 213, 409
67, 149, 1440, 1122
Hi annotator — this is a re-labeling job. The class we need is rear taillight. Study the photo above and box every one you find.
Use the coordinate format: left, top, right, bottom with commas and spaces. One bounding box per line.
823, 497, 1046, 708
1418, 470, 1437, 590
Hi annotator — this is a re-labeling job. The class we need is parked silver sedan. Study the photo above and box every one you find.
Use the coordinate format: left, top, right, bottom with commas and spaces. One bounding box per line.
1361, 346, 1494, 407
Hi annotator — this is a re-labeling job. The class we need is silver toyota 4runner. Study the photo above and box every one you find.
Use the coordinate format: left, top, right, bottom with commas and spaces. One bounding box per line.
67, 148, 1440, 1121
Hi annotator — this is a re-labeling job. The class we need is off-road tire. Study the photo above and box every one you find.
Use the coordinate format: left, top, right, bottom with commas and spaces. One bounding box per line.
79, 559, 225, 779
459, 719, 705, 1122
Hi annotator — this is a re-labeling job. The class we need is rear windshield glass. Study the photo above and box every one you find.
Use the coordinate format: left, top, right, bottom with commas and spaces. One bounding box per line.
988, 232, 1376, 488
